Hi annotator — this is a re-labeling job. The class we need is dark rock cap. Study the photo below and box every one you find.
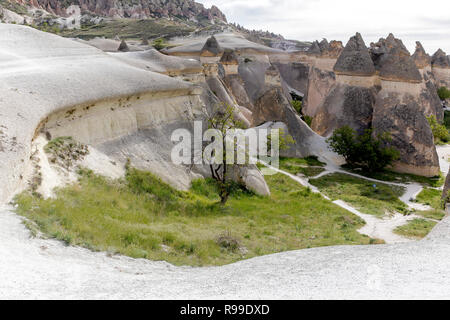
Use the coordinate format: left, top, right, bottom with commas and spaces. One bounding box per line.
333, 33, 376, 76
118, 40, 130, 52
220, 49, 238, 65
307, 41, 322, 56
370, 34, 422, 82
432, 49, 450, 68
318, 39, 329, 52
412, 41, 431, 69
200, 36, 223, 56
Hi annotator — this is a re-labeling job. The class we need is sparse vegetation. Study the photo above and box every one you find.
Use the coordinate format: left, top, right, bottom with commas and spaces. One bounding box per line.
327, 126, 400, 173
152, 38, 168, 51
303, 115, 313, 127
343, 167, 444, 188
57, 18, 195, 41
14, 169, 373, 267
394, 219, 437, 239
291, 100, 302, 114
416, 188, 445, 210
44, 137, 89, 170
279, 156, 326, 177
309, 173, 407, 217
427, 115, 450, 144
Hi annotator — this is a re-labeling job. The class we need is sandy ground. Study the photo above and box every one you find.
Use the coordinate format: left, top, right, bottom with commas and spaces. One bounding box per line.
1, 204, 450, 299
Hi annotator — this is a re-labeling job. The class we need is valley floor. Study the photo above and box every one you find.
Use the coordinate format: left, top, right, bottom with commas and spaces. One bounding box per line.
1, 203, 450, 299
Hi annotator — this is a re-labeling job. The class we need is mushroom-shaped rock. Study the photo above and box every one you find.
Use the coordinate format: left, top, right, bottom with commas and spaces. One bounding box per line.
118, 40, 129, 52
307, 40, 321, 56
200, 35, 223, 57
333, 33, 376, 76
318, 39, 329, 52
412, 41, 431, 69
432, 49, 450, 68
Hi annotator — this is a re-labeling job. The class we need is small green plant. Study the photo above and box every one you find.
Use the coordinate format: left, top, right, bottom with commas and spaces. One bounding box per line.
303, 115, 313, 127
327, 126, 400, 173
152, 38, 168, 51
437, 87, 450, 101
291, 100, 302, 114
427, 115, 450, 144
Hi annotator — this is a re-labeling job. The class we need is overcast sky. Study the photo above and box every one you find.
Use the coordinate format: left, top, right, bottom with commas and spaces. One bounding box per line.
197, 0, 450, 54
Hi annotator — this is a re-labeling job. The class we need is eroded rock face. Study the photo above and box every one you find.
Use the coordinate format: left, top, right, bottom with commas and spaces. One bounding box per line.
303, 67, 336, 117
372, 95, 440, 177
432, 49, 450, 68
432, 49, 450, 88
16, 0, 227, 22
272, 62, 309, 96
311, 85, 377, 136
412, 41, 431, 69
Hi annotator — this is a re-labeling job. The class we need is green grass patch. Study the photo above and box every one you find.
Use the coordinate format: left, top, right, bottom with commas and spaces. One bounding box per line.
394, 219, 437, 239
414, 209, 446, 221
343, 166, 444, 188
416, 188, 444, 210
309, 173, 407, 217
14, 168, 372, 266
279, 156, 326, 177
58, 18, 195, 40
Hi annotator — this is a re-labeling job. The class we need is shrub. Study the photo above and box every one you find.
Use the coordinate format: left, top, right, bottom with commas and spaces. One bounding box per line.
152, 38, 167, 51
291, 100, 302, 114
427, 115, 450, 144
327, 126, 400, 172
437, 87, 450, 101
303, 115, 313, 127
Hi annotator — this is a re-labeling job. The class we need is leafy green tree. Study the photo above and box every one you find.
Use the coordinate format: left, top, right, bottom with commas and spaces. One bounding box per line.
327, 126, 400, 173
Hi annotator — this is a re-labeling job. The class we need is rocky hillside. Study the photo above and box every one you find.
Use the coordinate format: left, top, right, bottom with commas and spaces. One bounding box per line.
3, 0, 226, 21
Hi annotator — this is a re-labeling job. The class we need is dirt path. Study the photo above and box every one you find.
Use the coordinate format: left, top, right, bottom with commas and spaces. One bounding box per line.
262, 158, 436, 244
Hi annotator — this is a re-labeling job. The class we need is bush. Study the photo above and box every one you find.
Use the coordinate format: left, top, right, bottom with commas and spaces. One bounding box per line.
152, 38, 167, 51
303, 115, 312, 127
327, 126, 400, 172
427, 115, 450, 144
437, 87, 450, 101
